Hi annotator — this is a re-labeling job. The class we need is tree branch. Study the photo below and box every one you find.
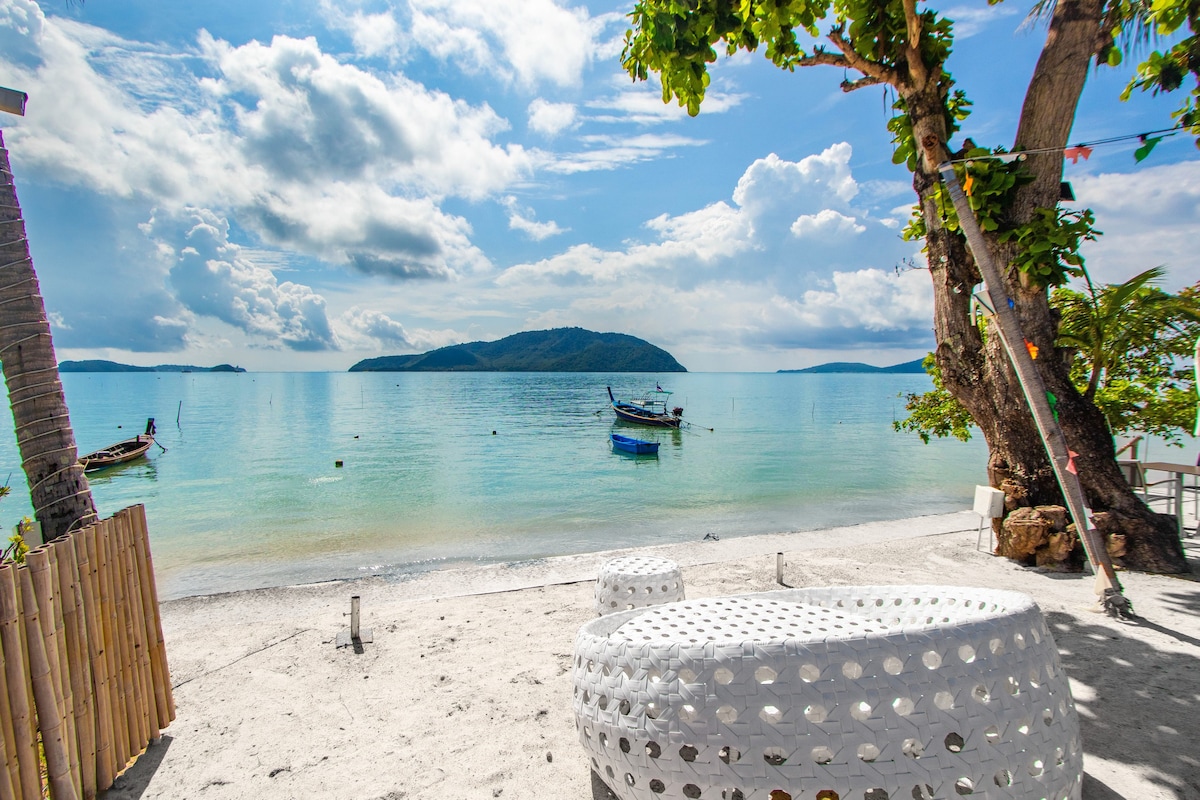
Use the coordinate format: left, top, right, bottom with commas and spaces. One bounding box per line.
841, 75, 883, 92
825, 30, 904, 90
902, 0, 930, 88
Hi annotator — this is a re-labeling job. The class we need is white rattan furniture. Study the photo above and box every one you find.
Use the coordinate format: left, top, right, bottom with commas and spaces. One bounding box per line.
595, 556, 685, 616
574, 585, 1081, 800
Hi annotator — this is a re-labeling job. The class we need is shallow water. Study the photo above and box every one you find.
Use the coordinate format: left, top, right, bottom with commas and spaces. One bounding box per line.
0, 372, 989, 598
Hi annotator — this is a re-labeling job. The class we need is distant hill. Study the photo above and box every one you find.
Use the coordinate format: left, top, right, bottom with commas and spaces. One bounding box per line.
778, 358, 927, 374
59, 360, 246, 373
349, 328, 686, 373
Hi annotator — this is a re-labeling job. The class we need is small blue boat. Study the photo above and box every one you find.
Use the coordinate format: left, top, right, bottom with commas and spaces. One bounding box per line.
610, 433, 660, 455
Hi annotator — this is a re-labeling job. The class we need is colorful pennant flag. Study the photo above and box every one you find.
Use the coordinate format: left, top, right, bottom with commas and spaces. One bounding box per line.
1064, 145, 1093, 164
1134, 135, 1164, 163
1066, 450, 1079, 475
1024, 339, 1039, 360
963, 173, 975, 196
1047, 391, 1058, 421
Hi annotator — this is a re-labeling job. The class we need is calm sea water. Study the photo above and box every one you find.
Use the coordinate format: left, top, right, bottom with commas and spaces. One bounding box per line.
0, 372, 990, 598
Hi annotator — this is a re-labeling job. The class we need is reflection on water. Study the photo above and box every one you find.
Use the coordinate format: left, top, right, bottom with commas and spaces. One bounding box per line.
0, 371, 992, 598
83, 458, 158, 485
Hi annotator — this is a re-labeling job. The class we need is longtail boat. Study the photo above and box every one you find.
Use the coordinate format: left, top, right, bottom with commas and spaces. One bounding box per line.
607, 386, 683, 428
79, 418, 157, 471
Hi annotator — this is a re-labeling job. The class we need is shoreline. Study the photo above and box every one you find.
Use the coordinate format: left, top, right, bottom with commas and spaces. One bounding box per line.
105, 514, 1200, 800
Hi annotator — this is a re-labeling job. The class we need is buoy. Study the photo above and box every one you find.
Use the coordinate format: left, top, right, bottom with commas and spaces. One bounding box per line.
492, 430, 497, 435
335, 460, 343, 468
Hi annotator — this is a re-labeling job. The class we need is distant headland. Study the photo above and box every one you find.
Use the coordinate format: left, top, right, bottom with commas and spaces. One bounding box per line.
59, 360, 246, 373
349, 327, 686, 373
778, 358, 926, 374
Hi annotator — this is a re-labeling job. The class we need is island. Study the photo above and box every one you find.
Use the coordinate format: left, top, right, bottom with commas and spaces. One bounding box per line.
778, 358, 926, 374
349, 327, 686, 373
59, 360, 246, 373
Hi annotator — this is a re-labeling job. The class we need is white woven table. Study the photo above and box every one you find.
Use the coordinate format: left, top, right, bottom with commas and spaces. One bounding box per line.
574, 585, 1081, 800
595, 556, 685, 616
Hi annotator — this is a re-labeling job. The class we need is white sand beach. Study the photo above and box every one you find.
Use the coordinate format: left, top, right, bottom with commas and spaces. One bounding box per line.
101, 513, 1200, 800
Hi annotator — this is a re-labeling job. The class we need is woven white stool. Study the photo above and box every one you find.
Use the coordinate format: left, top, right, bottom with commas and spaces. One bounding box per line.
595, 556, 685, 616
574, 585, 1081, 800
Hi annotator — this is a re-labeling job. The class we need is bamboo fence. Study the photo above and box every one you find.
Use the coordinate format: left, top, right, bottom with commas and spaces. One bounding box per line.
0, 505, 173, 799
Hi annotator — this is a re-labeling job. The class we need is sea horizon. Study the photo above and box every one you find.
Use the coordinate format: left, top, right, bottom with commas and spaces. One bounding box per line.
3, 371, 994, 599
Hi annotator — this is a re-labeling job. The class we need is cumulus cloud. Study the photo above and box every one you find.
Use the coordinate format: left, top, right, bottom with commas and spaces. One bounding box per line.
3, 12, 526, 273
495, 143, 930, 356
406, 0, 604, 88
145, 207, 340, 351
528, 98, 577, 136
1073, 161, 1200, 288
791, 209, 867, 239
336, 306, 464, 352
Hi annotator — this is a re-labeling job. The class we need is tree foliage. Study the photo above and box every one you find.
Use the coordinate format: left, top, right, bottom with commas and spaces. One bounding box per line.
623, 0, 1198, 572
893, 353, 976, 443
1055, 271, 1200, 441
898, 270, 1200, 445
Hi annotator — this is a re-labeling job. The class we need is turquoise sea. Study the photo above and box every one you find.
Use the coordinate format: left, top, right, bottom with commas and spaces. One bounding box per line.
0, 372, 990, 599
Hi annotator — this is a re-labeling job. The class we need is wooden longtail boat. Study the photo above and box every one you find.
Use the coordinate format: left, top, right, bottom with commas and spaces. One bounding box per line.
79, 418, 157, 471
607, 386, 683, 428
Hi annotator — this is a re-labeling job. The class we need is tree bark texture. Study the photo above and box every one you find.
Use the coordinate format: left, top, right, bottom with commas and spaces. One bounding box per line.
0, 130, 97, 542
910, 0, 1187, 573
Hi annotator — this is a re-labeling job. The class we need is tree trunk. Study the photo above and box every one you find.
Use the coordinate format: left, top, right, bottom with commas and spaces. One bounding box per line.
0, 129, 97, 542
911, 0, 1187, 573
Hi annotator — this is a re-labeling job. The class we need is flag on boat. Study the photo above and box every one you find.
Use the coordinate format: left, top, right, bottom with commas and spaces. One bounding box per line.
656, 383, 662, 391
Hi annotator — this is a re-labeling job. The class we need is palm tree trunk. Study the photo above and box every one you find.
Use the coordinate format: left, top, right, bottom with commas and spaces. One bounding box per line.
0, 129, 97, 542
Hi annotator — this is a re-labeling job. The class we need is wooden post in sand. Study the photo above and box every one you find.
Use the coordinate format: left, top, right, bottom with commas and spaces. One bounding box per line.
0, 565, 38, 799
57, 537, 97, 798
76, 528, 115, 790
18, 565, 78, 800
129, 505, 173, 729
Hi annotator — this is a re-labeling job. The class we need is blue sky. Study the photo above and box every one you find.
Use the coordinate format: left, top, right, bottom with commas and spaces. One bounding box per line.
0, 0, 1196, 372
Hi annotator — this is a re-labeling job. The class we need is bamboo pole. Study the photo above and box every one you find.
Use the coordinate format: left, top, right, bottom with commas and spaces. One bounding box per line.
937, 162, 1126, 612
0, 649, 17, 800
129, 506, 172, 728
18, 566, 78, 800
105, 523, 138, 763
113, 514, 150, 750
28, 547, 79, 797
75, 529, 114, 791
57, 538, 96, 799
121, 511, 158, 742
0, 566, 38, 800
95, 521, 127, 772
45, 546, 82, 793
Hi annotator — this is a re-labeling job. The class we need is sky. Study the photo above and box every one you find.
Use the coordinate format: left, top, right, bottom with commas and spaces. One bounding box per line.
0, 0, 1196, 373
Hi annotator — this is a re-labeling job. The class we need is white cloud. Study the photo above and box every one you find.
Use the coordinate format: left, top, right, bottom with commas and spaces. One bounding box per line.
734, 145, 859, 209
1073, 161, 1200, 288
407, 0, 603, 88
336, 307, 464, 352
548, 132, 709, 173
528, 98, 577, 136
346, 10, 404, 60
791, 209, 866, 238
4, 17, 528, 281
145, 207, 340, 351
586, 84, 747, 125
946, 4, 1020, 39
503, 196, 566, 241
